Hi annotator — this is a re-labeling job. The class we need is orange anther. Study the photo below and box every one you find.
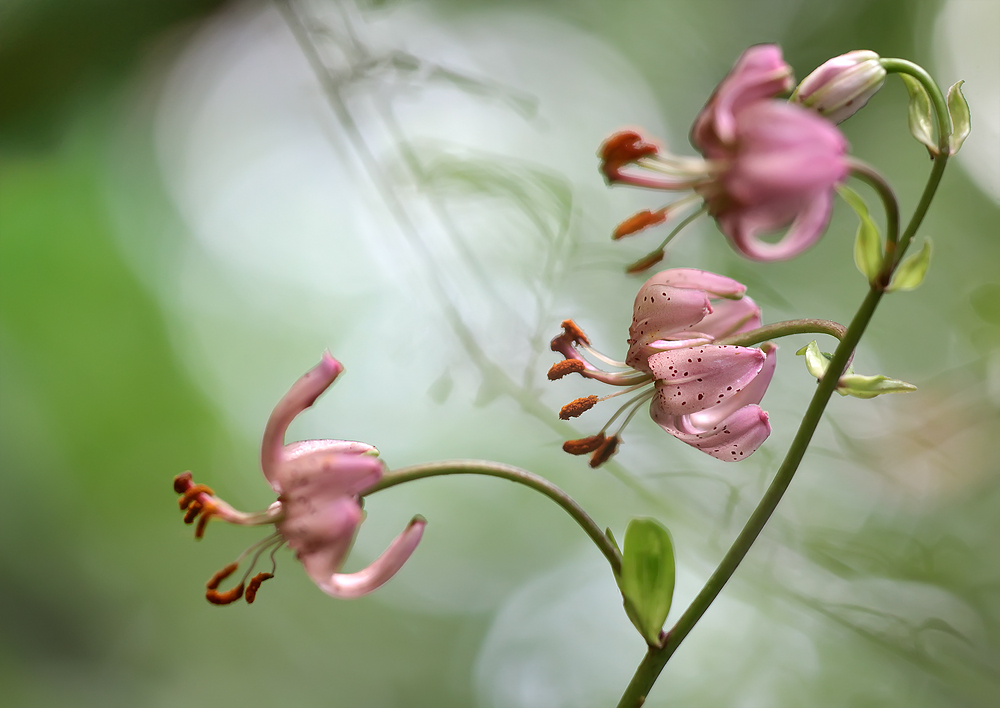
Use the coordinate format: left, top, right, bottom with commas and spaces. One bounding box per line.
173, 472, 194, 494
183, 500, 203, 524
599, 131, 659, 182
589, 436, 620, 468
562, 434, 607, 455
205, 583, 245, 605
194, 502, 217, 539
206, 562, 239, 591
559, 319, 590, 345
547, 359, 587, 380
625, 250, 665, 274
178, 484, 215, 510
245, 573, 274, 604
613, 209, 667, 240
559, 395, 599, 420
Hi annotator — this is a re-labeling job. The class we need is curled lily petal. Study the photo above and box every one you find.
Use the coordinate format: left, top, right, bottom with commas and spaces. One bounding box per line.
644, 268, 747, 299
688, 342, 776, 429
261, 352, 343, 491
648, 345, 765, 416
280, 495, 363, 588
695, 296, 762, 339
321, 516, 427, 599
660, 404, 771, 461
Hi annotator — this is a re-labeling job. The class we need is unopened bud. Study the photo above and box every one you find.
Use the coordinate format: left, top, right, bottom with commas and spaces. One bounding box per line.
559, 395, 599, 420
792, 50, 885, 124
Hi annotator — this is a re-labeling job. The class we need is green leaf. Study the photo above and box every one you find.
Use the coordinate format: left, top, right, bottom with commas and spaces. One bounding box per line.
899, 73, 939, 156
837, 373, 917, 399
616, 518, 675, 646
839, 186, 883, 282
947, 80, 971, 155
605, 527, 622, 556
796, 340, 831, 380
887, 238, 932, 292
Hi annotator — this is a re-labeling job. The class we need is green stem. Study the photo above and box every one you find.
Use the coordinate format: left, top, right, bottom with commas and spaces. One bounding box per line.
615, 285, 883, 708
846, 158, 900, 258
716, 318, 846, 348
367, 460, 622, 575
617, 66, 953, 699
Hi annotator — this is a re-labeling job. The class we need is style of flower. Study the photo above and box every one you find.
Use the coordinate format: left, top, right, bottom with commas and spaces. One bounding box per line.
549, 269, 776, 465
174, 353, 425, 604
600, 44, 850, 265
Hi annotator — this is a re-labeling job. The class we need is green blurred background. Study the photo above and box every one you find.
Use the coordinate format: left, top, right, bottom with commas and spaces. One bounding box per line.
2, 0, 998, 706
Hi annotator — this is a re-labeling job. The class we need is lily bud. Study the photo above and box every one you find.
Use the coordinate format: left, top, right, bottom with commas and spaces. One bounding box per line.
792, 50, 886, 124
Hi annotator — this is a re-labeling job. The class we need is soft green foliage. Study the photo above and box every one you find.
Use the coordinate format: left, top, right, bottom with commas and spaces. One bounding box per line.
796, 341, 916, 398
839, 185, 883, 283
616, 518, 676, 646
887, 239, 933, 292
946, 80, 971, 155
796, 340, 832, 380
899, 73, 938, 156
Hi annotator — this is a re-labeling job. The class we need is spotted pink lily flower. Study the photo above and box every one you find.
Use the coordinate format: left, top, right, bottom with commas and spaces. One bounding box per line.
601, 44, 849, 264
549, 269, 776, 464
174, 353, 425, 604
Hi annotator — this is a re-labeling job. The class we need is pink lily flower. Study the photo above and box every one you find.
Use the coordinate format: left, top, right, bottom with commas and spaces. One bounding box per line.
601, 45, 849, 264
174, 353, 425, 604
550, 269, 776, 464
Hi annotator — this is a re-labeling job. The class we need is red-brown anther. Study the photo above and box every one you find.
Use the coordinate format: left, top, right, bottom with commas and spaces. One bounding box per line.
547, 359, 587, 380
173, 472, 194, 494
245, 573, 274, 604
194, 502, 217, 539
206, 562, 239, 590
559, 395, 599, 420
599, 131, 659, 183
589, 435, 620, 468
183, 500, 203, 524
625, 250, 666, 274
178, 484, 215, 510
613, 209, 668, 240
560, 319, 590, 346
205, 584, 245, 605
562, 434, 607, 455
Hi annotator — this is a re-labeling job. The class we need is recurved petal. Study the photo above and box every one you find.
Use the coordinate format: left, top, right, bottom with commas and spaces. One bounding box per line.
643, 268, 747, 299
261, 352, 343, 490
659, 404, 771, 461
648, 345, 765, 416
629, 284, 711, 356
320, 516, 427, 599
688, 342, 776, 430
283, 439, 378, 463
720, 189, 834, 262
279, 495, 362, 588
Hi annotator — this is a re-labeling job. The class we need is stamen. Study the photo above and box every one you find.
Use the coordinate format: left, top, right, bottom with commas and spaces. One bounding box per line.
173, 472, 194, 494
626, 250, 665, 274
613, 209, 667, 240
563, 434, 607, 455
579, 344, 628, 369
548, 359, 587, 380
613, 390, 655, 436
183, 500, 203, 524
559, 395, 599, 420
206, 584, 245, 605
178, 484, 215, 510
599, 388, 655, 435
597, 381, 653, 402
589, 436, 620, 468
245, 573, 274, 604
559, 319, 590, 346
624, 206, 707, 274
194, 501, 217, 539
206, 562, 239, 590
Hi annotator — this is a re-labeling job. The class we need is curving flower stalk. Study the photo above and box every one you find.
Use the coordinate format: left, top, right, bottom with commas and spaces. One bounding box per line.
601, 45, 850, 265
173, 353, 425, 604
550, 269, 776, 465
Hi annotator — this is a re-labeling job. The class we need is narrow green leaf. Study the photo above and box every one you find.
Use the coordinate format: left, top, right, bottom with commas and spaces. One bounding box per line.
839, 186, 883, 283
616, 518, 675, 646
605, 527, 622, 556
947, 80, 971, 155
887, 238, 933, 292
837, 373, 917, 399
899, 73, 939, 156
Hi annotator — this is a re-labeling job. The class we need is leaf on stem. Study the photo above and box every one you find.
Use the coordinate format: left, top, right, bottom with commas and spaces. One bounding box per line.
838, 186, 883, 283
947, 80, 971, 155
887, 238, 933, 292
899, 73, 939, 157
616, 518, 676, 646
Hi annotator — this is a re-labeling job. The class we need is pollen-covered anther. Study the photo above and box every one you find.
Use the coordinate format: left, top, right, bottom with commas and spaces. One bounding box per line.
562, 434, 607, 455
589, 436, 620, 468
173, 472, 194, 494
183, 500, 203, 524
194, 501, 218, 539
548, 359, 587, 380
206, 583, 246, 605
245, 573, 274, 604
559, 395, 599, 420
613, 209, 667, 240
599, 131, 659, 182
178, 484, 215, 510
206, 562, 239, 590
626, 250, 666, 274
559, 319, 590, 346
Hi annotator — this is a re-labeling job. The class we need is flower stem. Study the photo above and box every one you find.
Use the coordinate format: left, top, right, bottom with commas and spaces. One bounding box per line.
616, 77, 953, 703
367, 460, 622, 574
845, 157, 900, 257
716, 318, 846, 348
